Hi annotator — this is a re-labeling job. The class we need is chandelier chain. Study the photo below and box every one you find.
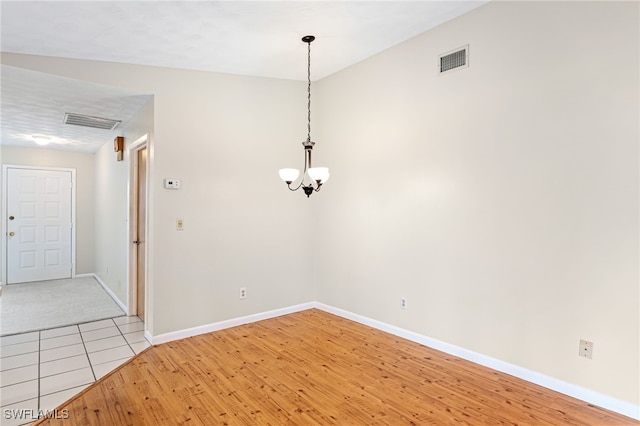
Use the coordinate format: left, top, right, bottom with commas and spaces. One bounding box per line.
307, 40, 311, 142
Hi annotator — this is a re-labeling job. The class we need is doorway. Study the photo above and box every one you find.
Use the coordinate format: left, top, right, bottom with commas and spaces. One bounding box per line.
3, 165, 76, 284
129, 135, 148, 321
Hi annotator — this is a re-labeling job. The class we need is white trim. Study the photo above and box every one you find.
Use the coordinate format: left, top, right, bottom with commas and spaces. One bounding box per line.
314, 303, 640, 421
127, 134, 149, 318
2, 164, 77, 284
2, 167, 6, 286
74, 273, 95, 279
1, 166, 5, 286
149, 302, 315, 345
92, 273, 127, 314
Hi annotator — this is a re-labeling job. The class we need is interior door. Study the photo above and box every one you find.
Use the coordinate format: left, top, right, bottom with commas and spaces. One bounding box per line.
6, 168, 73, 284
136, 148, 147, 320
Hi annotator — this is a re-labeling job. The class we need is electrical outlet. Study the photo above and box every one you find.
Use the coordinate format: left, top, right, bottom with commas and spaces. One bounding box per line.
164, 178, 181, 189
239, 287, 247, 300
176, 218, 184, 230
401, 297, 407, 310
579, 339, 593, 359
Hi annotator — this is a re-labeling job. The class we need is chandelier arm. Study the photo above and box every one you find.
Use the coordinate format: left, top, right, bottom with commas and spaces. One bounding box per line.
287, 181, 304, 191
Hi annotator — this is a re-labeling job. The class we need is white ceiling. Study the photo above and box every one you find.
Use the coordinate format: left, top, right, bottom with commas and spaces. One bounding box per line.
0, 1, 488, 153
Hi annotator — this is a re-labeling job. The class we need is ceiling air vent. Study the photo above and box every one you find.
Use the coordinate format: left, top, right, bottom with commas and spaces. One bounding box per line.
439, 45, 469, 73
64, 113, 121, 130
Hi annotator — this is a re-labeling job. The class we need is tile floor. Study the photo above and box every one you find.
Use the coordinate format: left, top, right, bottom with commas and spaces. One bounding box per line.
0, 316, 150, 426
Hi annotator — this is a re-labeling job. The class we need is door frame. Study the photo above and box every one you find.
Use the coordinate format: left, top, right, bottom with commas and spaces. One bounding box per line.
1, 164, 77, 285
127, 134, 150, 318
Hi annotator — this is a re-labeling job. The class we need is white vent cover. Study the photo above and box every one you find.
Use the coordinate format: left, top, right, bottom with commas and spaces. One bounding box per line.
64, 113, 121, 130
439, 45, 469, 73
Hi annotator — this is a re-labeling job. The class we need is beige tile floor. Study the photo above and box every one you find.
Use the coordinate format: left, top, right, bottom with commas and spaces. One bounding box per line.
0, 316, 150, 426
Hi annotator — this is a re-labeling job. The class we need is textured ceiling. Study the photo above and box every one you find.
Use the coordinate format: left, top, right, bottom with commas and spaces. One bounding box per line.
0, 1, 488, 152
1, 65, 152, 153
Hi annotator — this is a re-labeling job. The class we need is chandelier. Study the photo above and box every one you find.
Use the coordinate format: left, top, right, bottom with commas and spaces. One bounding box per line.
279, 35, 330, 198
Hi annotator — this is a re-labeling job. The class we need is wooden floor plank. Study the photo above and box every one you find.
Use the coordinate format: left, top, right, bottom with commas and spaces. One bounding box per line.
34, 309, 637, 425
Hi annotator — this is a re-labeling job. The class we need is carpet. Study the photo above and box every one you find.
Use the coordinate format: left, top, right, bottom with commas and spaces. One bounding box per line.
0, 276, 125, 336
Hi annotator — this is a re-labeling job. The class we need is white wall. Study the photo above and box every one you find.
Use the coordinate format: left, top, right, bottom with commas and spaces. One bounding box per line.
314, 1, 639, 406
0, 146, 95, 277
0, 54, 317, 336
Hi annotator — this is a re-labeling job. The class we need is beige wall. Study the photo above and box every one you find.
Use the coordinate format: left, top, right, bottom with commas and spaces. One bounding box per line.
314, 1, 639, 406
0, 146, 95, 278
93, 100, 153, 305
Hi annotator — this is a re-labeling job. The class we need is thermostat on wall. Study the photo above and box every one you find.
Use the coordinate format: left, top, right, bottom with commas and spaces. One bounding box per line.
164, 178, 181, 189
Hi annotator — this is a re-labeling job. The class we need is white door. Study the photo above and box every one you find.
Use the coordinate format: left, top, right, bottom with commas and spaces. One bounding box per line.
6, 168, 73, 284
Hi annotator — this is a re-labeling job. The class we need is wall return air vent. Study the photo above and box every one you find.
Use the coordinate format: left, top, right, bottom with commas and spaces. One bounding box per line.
64, 113, 121, 130
439, 45, 469, 73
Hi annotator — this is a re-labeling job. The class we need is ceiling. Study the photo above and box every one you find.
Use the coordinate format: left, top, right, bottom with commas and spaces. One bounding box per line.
1, 65, 152, 153
0, 1, 487, 153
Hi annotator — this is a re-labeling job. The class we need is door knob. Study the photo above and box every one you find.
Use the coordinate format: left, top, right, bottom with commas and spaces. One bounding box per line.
9, 216, 14, 220
9, 232, 15, 237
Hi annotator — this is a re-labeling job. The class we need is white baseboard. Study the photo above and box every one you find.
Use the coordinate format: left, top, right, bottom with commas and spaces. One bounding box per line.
150, 302, 316, 345
91, 273, 128, 315
314, 302, 640, 421
74, 273, 94, 279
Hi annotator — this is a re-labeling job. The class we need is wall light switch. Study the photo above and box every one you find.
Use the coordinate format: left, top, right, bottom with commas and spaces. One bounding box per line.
176, 218, 184, 230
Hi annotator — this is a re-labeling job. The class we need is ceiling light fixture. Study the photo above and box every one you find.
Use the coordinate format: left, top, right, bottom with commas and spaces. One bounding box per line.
32, 134, 51, 146
279, 35, 330, 198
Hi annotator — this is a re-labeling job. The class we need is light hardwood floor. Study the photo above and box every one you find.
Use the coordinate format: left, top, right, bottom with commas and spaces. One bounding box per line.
34, 309, 637, 425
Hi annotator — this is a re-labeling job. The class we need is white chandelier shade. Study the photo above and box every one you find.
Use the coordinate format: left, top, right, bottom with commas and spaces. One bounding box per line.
278, 168, 300, 183
279, 167, 330, 185
308, 167, 330, 183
